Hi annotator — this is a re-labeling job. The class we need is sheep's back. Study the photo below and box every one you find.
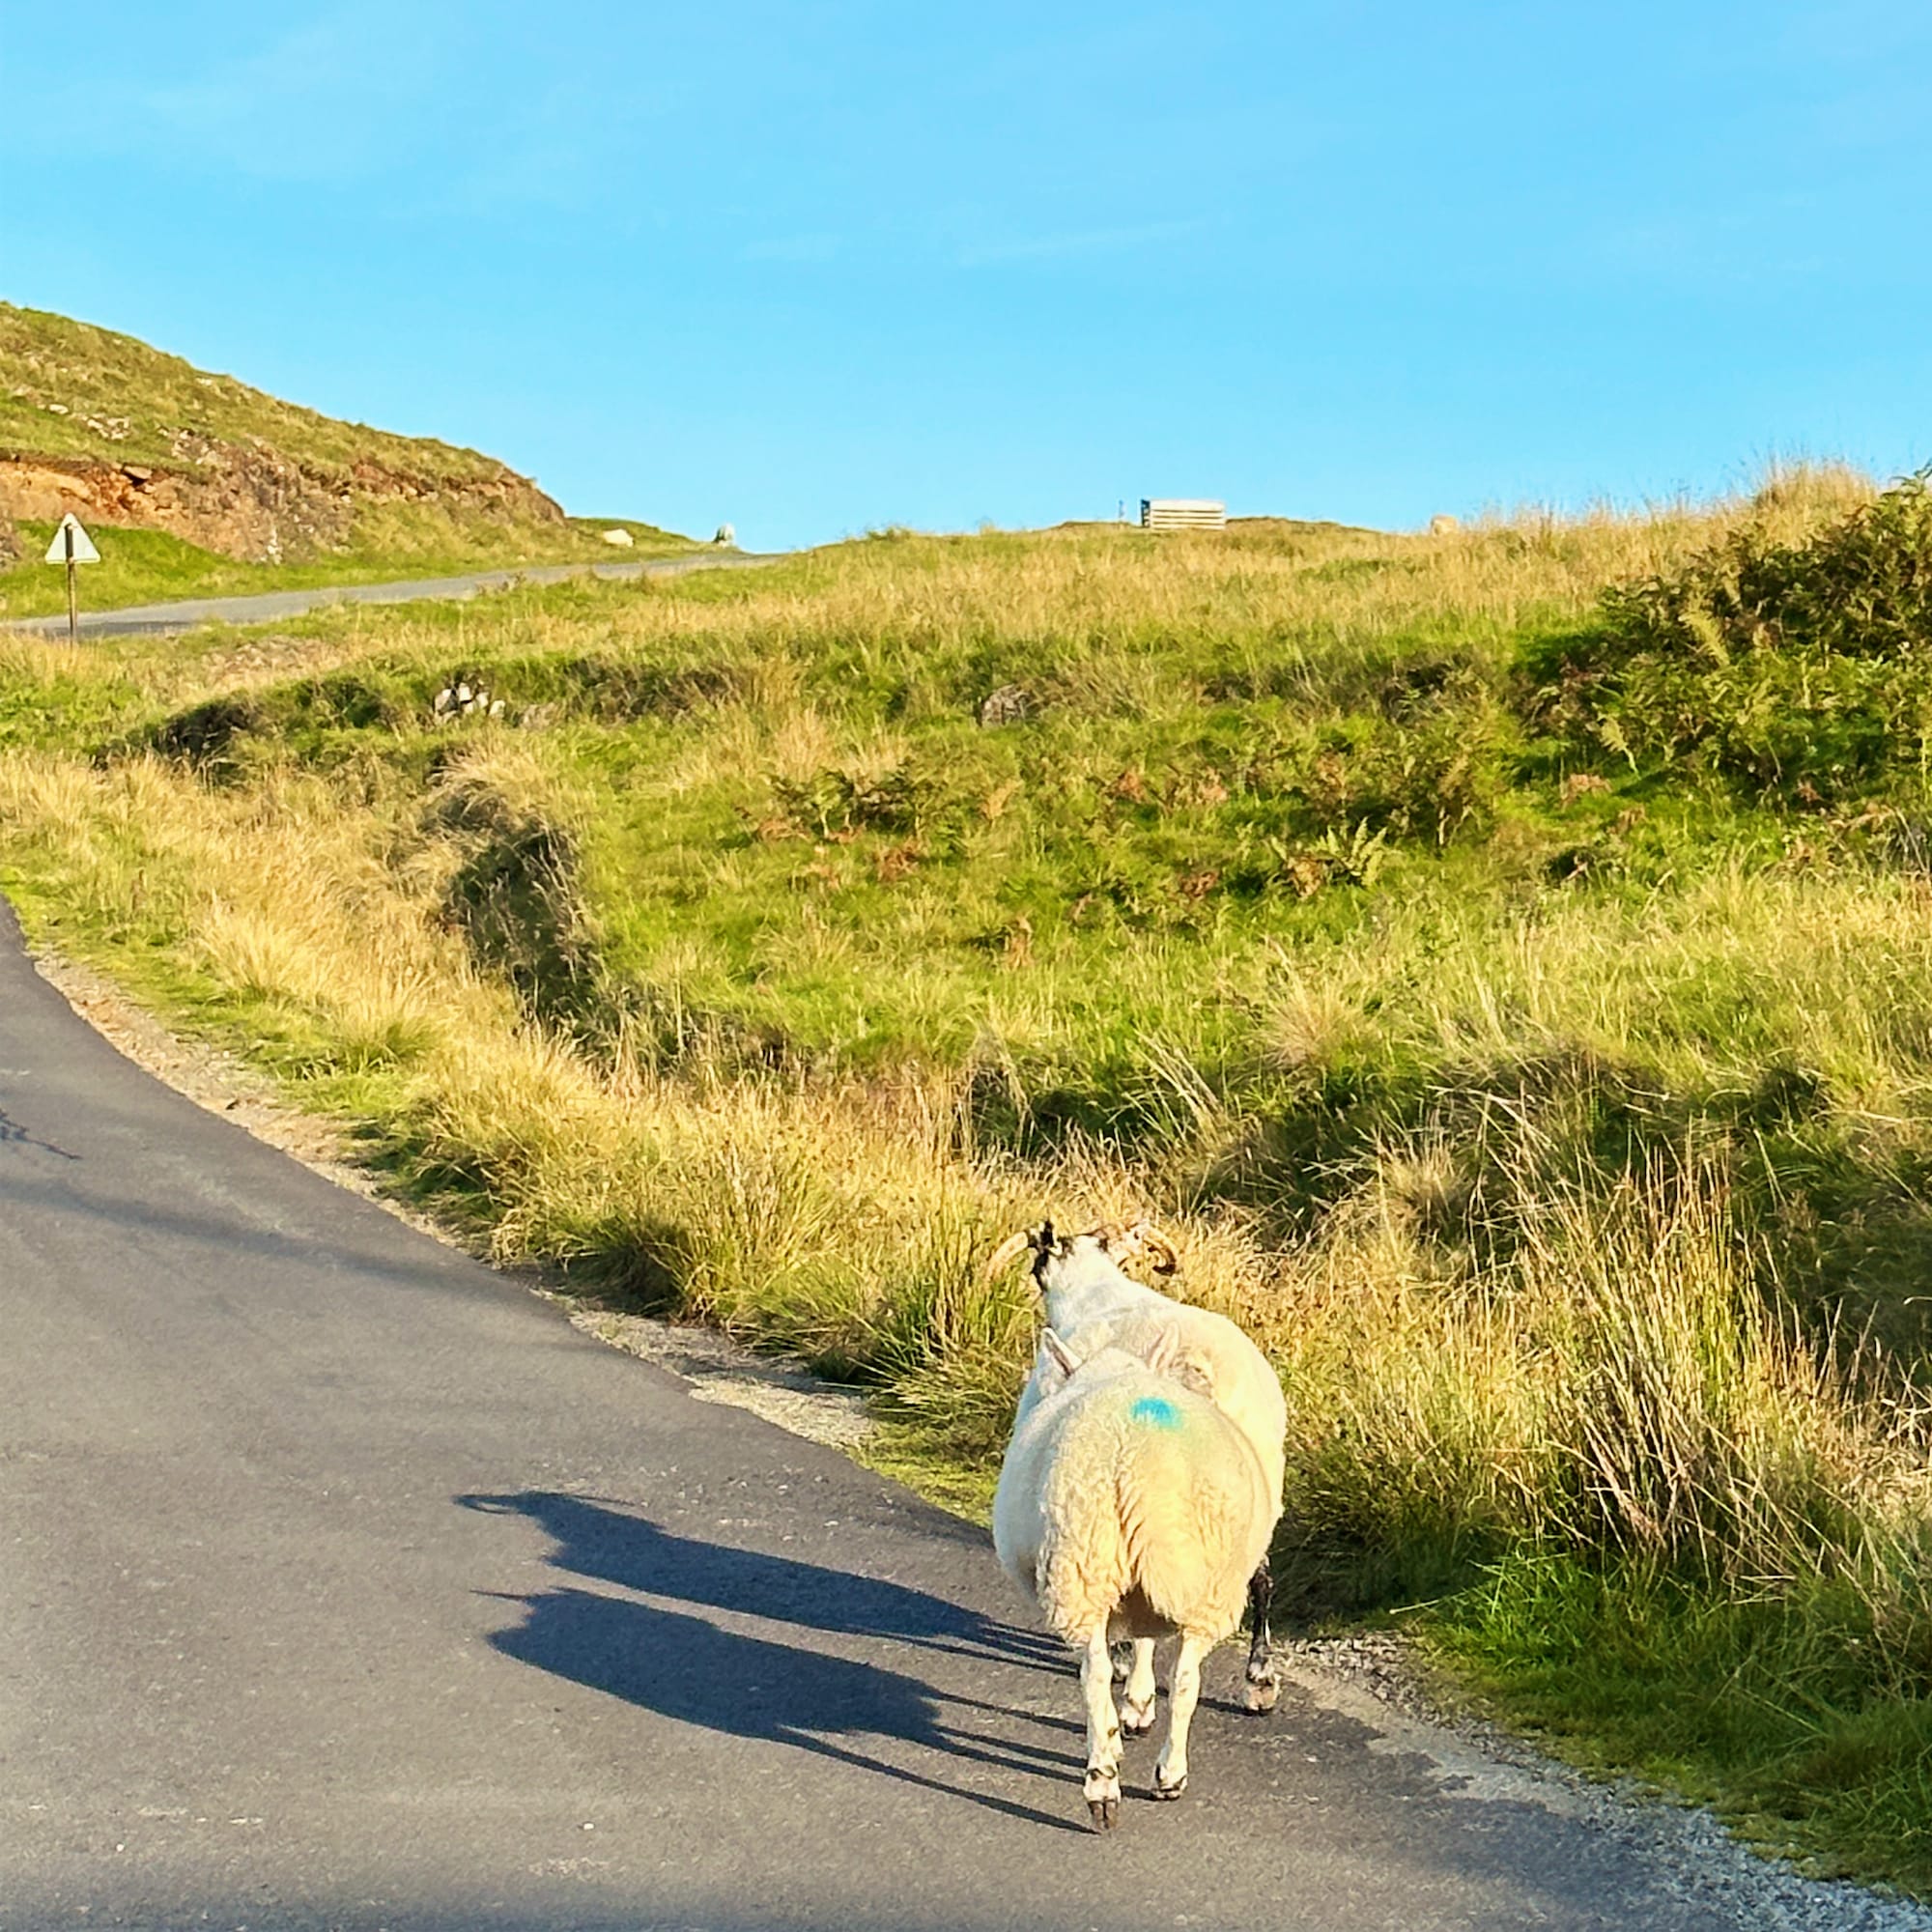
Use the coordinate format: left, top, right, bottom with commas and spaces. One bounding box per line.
1062, 1305, 1286, 1506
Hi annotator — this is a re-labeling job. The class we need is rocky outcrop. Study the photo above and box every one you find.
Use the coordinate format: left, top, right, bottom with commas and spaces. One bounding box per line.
0, 436, 565, 564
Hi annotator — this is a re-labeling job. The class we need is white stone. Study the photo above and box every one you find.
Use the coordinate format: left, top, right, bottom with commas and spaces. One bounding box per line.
601, 527, 635, 547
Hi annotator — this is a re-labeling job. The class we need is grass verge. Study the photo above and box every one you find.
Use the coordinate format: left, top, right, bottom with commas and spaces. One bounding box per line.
0, 516, 698, 619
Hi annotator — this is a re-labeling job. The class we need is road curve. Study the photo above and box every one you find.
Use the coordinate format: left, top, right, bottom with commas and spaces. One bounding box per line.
0, 898, 1812, 1932
3, 551, 781, 641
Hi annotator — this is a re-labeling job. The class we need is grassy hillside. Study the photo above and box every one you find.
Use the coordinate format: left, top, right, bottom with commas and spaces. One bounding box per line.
0, 302, 698, 610
4, 470, 1932, 1887
0, 302, 511, 477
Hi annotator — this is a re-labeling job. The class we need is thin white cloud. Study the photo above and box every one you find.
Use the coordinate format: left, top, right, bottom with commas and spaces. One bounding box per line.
953, 217, 1206, 268
740, 233, 842, 264
3, 6, 444, 185
1591, 197, 1831, 284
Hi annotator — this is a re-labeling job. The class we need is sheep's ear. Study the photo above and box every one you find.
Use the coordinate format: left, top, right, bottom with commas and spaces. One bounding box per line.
1144, 1332, 1214, 1399
1168, 1360, 1214, 1400
1039, 1328, 1080, 1379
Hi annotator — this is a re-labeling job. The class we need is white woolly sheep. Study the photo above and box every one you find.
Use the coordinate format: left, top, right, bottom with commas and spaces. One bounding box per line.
993, 1330, 1276, 1830
986, 1218, 1287, 1719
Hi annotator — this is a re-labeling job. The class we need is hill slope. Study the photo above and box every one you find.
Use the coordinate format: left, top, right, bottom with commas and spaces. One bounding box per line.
0, 303, 646, 572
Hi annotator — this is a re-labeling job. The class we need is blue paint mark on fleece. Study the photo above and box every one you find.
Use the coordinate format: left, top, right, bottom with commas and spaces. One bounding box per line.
1130, 1396, 1181, 1430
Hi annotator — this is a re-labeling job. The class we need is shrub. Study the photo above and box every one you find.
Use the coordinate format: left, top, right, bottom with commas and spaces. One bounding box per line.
1535, 469, 1932, 798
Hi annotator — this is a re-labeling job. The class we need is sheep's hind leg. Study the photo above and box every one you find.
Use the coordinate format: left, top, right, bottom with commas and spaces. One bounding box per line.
1120, 1638, 1158, 1735
1153, 1634, 1207, 1799
1079, 1629, 1123, 1831
1242, 1558, 1280, 1715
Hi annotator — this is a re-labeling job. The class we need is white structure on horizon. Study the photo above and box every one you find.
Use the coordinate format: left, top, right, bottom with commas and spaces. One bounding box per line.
1141, 498, 1226, 531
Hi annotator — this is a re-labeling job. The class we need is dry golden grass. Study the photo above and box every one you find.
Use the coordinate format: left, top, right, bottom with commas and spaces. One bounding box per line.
2, 735, 1926, 1600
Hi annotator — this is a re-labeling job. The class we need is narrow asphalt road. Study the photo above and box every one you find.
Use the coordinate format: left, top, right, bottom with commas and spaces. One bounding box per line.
3, 551, 780, 640
0, 898, 1854, 1932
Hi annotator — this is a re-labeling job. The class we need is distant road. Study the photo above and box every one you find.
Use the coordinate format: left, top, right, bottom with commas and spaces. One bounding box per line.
4, 549, 781, 640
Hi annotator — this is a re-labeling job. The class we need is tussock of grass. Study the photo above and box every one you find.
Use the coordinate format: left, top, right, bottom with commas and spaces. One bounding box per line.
8, 472, 1932, 1888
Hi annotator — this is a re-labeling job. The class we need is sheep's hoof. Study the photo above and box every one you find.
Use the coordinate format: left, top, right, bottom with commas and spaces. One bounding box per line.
1121, 1697, 1156, 1737
1152, 1771, 1188, 1801
1087, 1795, 1120, 1832
1242, 1672, 1281, 1715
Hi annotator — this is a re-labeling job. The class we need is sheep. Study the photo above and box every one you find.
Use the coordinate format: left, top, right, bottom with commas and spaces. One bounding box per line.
986, 1219, 1287, 1720
993, 1329, 1276, 1830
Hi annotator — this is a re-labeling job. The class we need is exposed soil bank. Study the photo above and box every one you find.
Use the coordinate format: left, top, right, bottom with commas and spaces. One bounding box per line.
0, 441, 563, 563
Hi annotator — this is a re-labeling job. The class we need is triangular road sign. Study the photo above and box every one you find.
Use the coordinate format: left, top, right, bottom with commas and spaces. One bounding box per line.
44, 514, 99, 564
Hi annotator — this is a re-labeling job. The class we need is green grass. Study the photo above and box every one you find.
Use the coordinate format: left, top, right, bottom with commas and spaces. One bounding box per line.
0, 516, 699, 619
1436, 1556, 1932, 1885
7, 480, 1932, 1891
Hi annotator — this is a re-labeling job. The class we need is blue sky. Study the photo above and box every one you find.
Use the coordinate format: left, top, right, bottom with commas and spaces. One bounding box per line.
1, 1, 1927, 549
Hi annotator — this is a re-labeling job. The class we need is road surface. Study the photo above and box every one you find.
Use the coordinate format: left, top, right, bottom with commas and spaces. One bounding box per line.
0, 898, 1883, 1931
3, 552, 779, 641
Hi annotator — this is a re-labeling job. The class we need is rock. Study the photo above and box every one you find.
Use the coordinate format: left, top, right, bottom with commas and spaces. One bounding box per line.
433, 679, 505, 724
977, 683, 1033, 726
1428, 514, 1460, 535
713, 523, 736, 547
600, 527, 634, 547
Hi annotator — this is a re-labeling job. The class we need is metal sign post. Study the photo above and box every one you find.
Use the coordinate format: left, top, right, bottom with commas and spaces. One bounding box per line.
43, 514, 99, 645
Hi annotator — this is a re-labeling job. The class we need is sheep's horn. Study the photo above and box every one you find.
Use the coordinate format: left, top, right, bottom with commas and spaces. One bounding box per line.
1122, 1219, 1179, 1275
983, 1228, 1037, 1279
